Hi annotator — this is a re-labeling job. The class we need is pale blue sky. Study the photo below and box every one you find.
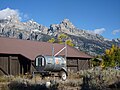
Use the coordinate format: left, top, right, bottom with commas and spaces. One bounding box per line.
0, 0, 120, 39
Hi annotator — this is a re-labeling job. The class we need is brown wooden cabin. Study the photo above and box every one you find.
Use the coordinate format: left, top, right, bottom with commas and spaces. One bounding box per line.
0, 37, 92, 76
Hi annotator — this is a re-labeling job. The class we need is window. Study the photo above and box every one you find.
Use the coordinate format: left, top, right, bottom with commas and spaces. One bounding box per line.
42, 57, 44, 66
37, 57, 44, 67
36, 58, 38, 66
38, 58, 42, 66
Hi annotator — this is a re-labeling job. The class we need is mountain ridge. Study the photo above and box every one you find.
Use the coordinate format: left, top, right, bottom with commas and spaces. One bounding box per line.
0, 16, 120, 56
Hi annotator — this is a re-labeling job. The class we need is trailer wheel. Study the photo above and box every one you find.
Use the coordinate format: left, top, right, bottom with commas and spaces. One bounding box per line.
60, 71, 67, 81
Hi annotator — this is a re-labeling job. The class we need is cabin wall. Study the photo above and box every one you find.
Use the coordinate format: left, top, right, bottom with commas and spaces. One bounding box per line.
0, 54, 91, 75
9, 56, 20, 75
67, 57, 91, 72
30, 57, 91, 73
19, 56, 31, 74
0, 54, 31, 76
0, 55, 9, 75
31, 61, 37, 73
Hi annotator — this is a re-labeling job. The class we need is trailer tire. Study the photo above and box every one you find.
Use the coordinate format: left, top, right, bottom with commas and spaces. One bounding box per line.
60, 71, 67, 81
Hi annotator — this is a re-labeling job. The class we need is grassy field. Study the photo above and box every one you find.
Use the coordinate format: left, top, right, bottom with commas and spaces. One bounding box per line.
1, 67, 120, 90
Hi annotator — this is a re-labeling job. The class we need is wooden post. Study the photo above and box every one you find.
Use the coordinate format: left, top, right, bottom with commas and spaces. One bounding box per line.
8, 56, 11, 75
77, 59, 79, 71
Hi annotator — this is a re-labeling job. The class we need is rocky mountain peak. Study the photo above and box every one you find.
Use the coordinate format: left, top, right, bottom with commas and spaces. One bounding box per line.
47, 19, 77, 36
0, 15, 19, 24
61, 19, 75, 29
47, 19, 104, 41
0, 17, 120, 56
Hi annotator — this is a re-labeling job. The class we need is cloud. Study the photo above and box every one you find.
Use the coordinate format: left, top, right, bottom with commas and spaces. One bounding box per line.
0, 8, 20, 19
23, 14, 29, 20
112, 29, 120, 35
0, 8, 29, 21
93, 28, 106, 34
87, 28, 106, 35
20, 13, 29, 21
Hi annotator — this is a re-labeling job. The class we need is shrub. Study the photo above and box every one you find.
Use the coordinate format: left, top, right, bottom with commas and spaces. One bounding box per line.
0, 75, 14, 82
8, 77, 59, 90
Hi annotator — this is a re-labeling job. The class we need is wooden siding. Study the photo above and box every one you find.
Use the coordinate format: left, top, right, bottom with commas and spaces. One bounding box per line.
31, 61, 37, 73
0, 54, 91, 75
67, 58, 90, 72
0, 54, 31, 76
67, 59, 78, 66
0, 56, 9, 75
10, 56, 20, 75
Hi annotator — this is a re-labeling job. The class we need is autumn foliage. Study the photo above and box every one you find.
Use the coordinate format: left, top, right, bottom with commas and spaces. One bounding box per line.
48, 34, 74, 47
102, 45, 120, 67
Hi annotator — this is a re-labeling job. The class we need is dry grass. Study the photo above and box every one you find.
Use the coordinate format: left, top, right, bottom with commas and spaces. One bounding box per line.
0, 75, 14, 82
1, 67, 120, 90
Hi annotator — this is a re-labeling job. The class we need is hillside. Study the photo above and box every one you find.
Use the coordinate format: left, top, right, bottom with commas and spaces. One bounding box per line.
0, 16, 120, 56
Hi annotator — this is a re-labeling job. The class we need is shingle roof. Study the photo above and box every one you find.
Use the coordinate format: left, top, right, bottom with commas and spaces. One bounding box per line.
0, 37, 92, 60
